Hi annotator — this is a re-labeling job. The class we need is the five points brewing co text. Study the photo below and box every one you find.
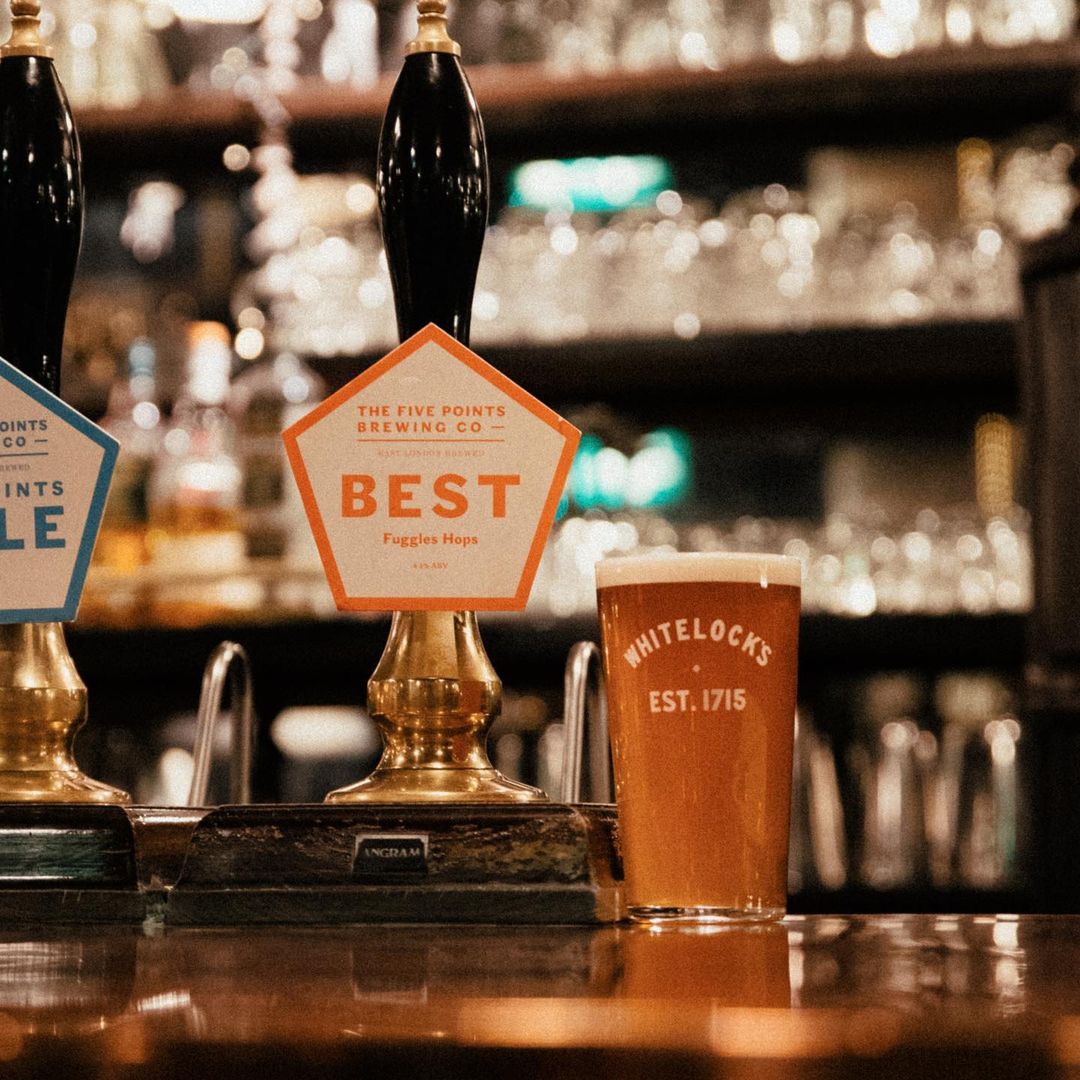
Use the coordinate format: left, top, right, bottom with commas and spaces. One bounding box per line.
356, 400, 507, 435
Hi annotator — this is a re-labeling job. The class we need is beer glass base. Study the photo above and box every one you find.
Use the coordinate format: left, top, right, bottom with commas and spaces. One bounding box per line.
628, 905, 785, 924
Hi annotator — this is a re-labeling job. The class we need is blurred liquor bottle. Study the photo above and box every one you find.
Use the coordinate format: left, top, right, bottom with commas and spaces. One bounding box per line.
147, 321, 244, 626
229, 350, 324, 565
81, 338, 163, 625
94, 338, 162, 571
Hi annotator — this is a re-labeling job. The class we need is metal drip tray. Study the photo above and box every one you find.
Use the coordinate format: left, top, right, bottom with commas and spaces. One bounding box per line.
0, 803, 622, 926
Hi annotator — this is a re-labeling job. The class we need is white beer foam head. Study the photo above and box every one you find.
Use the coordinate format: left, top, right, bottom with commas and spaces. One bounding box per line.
596, 552, 802, 590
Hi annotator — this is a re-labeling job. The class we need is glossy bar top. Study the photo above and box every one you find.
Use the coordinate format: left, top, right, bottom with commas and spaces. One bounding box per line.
3, 915, 1080, 1078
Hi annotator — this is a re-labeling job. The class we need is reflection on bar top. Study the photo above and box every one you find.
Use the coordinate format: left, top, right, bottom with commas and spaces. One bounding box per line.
0, 915, 1070, 1075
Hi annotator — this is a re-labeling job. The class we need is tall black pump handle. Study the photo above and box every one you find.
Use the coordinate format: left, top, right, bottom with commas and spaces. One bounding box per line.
0, 0, 82, 397
376, 1, 489, 347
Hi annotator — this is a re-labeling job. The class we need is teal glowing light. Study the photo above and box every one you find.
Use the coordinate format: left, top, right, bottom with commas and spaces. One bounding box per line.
508, 156, 674, 213
628, 427, 692, 509
568, 433, 605, 508
567, 428, 692, 512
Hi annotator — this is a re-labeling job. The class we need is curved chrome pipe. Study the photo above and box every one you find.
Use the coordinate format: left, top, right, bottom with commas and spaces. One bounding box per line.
560, 641, 611, 804
188, 642, 255, 807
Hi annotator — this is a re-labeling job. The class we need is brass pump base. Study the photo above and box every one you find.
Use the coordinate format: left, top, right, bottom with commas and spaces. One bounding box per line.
0, 623, 129, 804
326, 610, 546, 804
325, 764, 543, 803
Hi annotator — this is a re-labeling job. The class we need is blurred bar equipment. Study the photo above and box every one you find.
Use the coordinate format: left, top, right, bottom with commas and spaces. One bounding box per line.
1020, 149, 1080, 910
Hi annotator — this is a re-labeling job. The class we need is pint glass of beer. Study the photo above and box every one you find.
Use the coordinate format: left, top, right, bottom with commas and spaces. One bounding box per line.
596, 553, 801, 922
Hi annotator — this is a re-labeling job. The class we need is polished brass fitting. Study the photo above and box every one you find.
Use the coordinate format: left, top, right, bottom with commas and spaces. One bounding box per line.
0, 622, 128, 803
326, 610, 544, 802
405, 0, 461, 57
2, 1, 51, 59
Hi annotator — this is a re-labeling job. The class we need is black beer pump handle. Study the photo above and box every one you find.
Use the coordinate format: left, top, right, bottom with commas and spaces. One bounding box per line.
377, 0, 489, 347
0, 0, 82, 397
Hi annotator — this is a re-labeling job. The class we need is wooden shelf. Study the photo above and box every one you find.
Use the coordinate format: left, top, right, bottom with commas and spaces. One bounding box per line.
308, 320, 1019, 419
74, 42, 1080, 177
457, 320, 1019, 405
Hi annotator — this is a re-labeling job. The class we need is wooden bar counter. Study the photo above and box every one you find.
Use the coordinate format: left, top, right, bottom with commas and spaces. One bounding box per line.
2, 914, 1080, 1077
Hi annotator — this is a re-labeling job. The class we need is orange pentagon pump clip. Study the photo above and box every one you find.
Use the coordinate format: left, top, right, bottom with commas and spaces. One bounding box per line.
283, 324, 581, 611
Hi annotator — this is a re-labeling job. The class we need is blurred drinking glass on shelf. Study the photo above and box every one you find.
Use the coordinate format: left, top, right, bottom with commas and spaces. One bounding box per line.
23, 0, 1077, 116
789, 709, 848, 892
456, 0, 546, 63
235, 134, 1074, 360
851, 675, 931, 888
495, 0, 548, 61
822, 0, 858, 54
544, 0, 620, 74
787, 669, 1026, 895
615, 0, 726, 70
537, 0, 1074, 73
44, 0, 172, 109
120, 182, 186, 264
527, 505, 1031, 620
98, 0, 173, 106
726, 0, 776, 59
934, 674, 1022, 888
95, 338, 162, 573
471, 182, 1019, 349
147, 322, 247, 625
238, 171, 397, 358
320, 0, 379, 88
50, 0, 103, 107
995, 141, 1077, 240
977, 0, 1075, 44
861, 0, 946, 58
617, 0, 679, 69
668, 0, 726, 68
770, 0, 829, 62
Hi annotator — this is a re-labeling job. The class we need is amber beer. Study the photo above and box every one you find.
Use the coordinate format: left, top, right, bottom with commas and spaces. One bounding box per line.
596, 553, 801, 921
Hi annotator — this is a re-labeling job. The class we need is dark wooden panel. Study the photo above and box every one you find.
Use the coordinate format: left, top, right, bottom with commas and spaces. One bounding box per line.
308, 321, 1019, 415
0, 805, 136, 888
